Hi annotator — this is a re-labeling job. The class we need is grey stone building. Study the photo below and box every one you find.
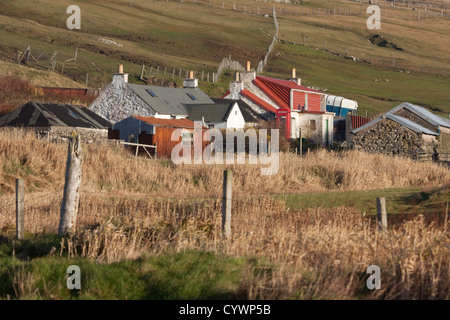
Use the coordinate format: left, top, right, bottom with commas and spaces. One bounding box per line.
348, 103, 450, 157
88, 66, 213, 124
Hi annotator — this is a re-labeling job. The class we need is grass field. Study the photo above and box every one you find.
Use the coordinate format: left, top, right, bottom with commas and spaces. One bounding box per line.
0, 0, 449, 117
0, 129, 448, 299
0, 0, 450, 300
278, 186, 449, 216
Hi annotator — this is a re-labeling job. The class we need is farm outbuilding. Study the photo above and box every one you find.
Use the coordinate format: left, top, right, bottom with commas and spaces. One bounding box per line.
0, 101, 111, 143
109, 116, 209, 158
348, 103, 450, 158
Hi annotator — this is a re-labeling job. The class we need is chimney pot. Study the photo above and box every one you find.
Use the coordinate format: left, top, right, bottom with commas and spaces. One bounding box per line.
246, 61, 251, 72
183, 71, 198, 88
235, 72, 240, 82
291, 68, 296, 79
119, 65, 124, 74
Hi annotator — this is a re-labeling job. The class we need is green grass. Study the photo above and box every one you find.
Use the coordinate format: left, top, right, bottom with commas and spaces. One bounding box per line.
0, 235, 250, 300
276, 186, 449, 216
0, 0, 449, 119
268, 43, 450, 117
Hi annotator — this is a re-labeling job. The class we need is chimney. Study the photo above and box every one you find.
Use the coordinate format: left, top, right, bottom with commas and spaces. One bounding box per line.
112, 64, 128, 86
240, 60, 256, 88
229, 72, 243, 100
183, 70, 198, 88
290, 67, 301, 85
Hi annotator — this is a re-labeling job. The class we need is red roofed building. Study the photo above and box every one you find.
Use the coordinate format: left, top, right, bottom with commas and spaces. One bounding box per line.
109, 116, 209, 158
222, 65, 334, 146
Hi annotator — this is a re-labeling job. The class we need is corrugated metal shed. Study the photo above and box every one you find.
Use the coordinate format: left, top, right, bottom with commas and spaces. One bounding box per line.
0, 101, 111, 129
351, 115, 371, 130
391, 103, 450, 128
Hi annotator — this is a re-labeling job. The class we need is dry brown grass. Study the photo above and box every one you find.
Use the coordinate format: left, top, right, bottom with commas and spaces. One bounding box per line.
0, 128, 449, 299
4, 129, 448, 196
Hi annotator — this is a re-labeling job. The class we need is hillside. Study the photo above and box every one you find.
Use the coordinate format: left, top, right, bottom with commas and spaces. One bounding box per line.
0, 0, 449, 117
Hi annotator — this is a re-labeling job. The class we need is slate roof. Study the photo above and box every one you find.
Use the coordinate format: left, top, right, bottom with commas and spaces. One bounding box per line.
0, 101, 111, 129
185, 103, 235, 123
128, 84, 213, 116
212, 98, 264, 122
132, 116, 201, 129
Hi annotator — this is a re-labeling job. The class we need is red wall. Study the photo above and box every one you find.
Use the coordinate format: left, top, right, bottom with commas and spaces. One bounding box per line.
292, 91, 322, 112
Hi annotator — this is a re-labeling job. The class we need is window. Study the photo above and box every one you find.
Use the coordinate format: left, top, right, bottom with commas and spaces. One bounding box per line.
146, 89, 157, 97
68, 110, 79, 119
235, 111, 238, 116
309, 120, 316, 131
186, 93, 198, 101
128, 134, 135, 143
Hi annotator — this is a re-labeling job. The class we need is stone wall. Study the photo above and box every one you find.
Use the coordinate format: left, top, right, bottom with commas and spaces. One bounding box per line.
438, 129, 450, 153
36, 127, 108, 144
348, 118, 436, 157
88, 74, 154, 124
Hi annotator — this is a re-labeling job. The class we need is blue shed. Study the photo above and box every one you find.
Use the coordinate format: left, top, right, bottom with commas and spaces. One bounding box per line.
110, 116, 155, 143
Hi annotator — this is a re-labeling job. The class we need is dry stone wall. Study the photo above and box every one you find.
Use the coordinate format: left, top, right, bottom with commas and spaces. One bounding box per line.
36, 127, 108, 144
349, 119, 436, 157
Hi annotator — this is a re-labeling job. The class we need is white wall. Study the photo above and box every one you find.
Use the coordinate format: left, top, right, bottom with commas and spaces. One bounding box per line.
225, 103, 246, 129
290, 112, 334, 146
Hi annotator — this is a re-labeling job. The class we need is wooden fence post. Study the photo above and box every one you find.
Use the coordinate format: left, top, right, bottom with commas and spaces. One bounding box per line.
58, 133, 82, 235
377, 197, 388, 233
222, 170, 232, 239
299, 128, 302, 156
140, 64, 145, 80
16, 179, 24, 240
